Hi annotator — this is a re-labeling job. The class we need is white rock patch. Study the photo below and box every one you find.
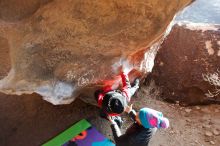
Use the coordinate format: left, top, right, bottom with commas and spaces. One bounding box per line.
218, 50, 220, 56
218, 41, 220, 56
205, 41, 214, 55
177, 21, 219, 33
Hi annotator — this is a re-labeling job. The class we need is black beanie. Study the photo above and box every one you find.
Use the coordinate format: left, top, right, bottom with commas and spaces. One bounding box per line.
109, 98, 125, 114
102, 91, 127, 114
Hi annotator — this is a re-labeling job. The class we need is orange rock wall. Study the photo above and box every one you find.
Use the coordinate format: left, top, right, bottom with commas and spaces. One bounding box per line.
0, 0, 192, 104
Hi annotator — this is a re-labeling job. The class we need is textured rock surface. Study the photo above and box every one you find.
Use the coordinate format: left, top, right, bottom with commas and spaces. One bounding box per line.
0, 0, 192, 104
0, 36, 11, 80
0, 0, 52, 21
151, 22, 220, 105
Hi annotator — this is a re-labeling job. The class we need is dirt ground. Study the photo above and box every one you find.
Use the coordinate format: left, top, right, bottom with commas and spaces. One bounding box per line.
136, 81, 220, 146
0, 80, 219, 146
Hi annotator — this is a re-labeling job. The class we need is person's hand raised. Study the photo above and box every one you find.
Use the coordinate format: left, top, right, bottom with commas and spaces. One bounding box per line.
124, 104, 133, 113
107, 115, 114, 123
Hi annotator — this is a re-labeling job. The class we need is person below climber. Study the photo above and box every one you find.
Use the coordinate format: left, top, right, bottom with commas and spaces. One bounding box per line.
108, 105, 170, 146
94, 70, 140, 123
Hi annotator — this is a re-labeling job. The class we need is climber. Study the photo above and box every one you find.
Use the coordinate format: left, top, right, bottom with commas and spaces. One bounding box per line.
94, 69, 140, 121
108, 105, 170, 146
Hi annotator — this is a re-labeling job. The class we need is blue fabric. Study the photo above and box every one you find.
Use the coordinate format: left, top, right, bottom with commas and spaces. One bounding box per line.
92, 138, 115, 146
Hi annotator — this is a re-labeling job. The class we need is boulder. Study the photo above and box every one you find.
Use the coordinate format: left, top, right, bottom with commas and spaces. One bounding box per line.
0, 0, 52, 22
151, 22, 220, 105
0, 0, 192, 104
0, 37, 11, 80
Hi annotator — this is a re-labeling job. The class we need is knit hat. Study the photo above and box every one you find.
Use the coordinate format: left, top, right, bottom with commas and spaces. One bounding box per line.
139, 108, 169, 129
159, 117, 169, 128
103, 91, 127, 114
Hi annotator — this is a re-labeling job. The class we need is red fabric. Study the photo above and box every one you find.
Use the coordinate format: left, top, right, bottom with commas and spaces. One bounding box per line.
97, 72, 129, 116
103, 85, 113, 93
97, 85, 113, 107
108, 113, 120, 116
121, 72, 128, 87
97, 93, 104, 107
120, 72, 130, 101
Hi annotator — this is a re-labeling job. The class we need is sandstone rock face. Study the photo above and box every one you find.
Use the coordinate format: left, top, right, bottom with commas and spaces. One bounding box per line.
0, 0, 52, 22
0, 37, 11, 80
151, 22, 220, 105
0, 0, 192, 105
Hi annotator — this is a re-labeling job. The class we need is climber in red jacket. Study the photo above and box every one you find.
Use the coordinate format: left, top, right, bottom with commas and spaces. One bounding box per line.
94, 70, 140, 123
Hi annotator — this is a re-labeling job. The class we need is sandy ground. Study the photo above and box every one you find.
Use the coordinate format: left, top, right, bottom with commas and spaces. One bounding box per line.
0, 80, 219, 146
136, 81, 220, 146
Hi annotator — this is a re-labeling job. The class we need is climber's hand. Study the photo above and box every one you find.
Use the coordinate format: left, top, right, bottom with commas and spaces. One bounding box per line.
124, 104, 133, 113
